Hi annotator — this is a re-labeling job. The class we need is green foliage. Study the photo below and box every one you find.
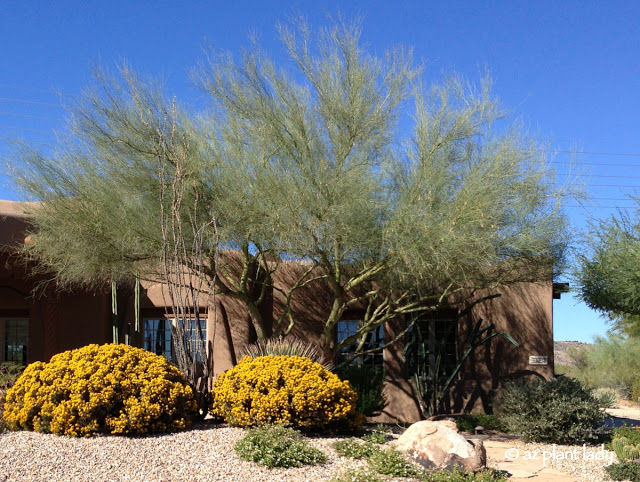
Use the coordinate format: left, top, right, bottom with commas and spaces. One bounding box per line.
605, 461, 640, 481
610, 425, 640, 462
242, 336, 333, 370
367, 447, 423, 478
362, 424, 391, 444
329, 468, 385, 482
418, 467, 507, 482
333, 438, 380, 459
592, 387, 618, 408
234, 425, 327, 468
612, 424, 640, 446
493, 376, 606, 444
3, 344, 197, 436
332, 437, 505, 481
560, 334, 640, 396
575, 212, 640, 332
211, 355, 364, 431
632, 378, 640, 403
13, 18, 568, 367
455, 413, 506, 433
336, 365, 386, 416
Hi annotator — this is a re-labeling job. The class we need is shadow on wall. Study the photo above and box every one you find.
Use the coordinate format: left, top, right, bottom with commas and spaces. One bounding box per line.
451, 283, 553, 414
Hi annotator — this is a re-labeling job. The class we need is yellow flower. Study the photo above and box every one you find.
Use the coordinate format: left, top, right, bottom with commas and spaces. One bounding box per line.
3, 344, 197, 437
210, 355, 362, 431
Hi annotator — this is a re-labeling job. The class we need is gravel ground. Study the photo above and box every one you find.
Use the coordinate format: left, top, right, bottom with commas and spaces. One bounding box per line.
4, 409, 640, 482
0, 424, 371, 482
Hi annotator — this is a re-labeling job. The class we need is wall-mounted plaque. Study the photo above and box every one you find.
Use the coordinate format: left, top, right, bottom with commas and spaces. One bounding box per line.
528, 355, 548, 366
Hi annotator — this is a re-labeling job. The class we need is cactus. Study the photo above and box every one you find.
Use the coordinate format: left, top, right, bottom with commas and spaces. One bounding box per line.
613, 436, 631, 459
622, 444, 640, 461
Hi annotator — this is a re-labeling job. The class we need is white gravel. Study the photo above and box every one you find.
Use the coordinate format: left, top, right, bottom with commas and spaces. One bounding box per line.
0, 425, 371, 482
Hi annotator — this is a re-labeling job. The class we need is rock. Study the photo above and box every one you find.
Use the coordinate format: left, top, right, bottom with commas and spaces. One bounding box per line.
393, 420, 486, 472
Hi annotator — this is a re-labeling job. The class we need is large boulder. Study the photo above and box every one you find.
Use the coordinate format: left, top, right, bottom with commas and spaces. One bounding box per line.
393, 420, 486, 472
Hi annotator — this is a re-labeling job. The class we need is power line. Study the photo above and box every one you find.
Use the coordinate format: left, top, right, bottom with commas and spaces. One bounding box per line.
0, 97, 62, 108
553, 160, 640, 168
0, 125, 54, 133
0, 83, 63, 95
549, 150, 640, 157
0, 112, 62, 121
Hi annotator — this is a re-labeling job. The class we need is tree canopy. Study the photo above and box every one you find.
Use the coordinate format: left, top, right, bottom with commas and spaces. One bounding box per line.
574, 209, 640, 335
12, 19, 569, 359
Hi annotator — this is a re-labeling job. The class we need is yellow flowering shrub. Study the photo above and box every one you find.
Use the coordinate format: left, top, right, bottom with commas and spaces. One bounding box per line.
2, 344, 197, 437
211, 355, 364, 431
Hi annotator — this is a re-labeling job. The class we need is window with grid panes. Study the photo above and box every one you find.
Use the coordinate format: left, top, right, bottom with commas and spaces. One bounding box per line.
143, 318, 206, 363
335, 318, 384, 366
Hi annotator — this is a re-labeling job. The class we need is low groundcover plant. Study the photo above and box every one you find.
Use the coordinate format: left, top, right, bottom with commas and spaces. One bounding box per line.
234, 425, 327, 468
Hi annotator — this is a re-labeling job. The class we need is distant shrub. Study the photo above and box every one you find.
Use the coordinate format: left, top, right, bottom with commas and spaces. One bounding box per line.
456, 413, 506, 433
3, 344, 197, 436
605, 461, 640, 481
493, 376, 606, 444
211, 355, 364, 432
234, 425, 327, 468
336, 364, 386, 416
563, 334, 640, 395
592, 387, 618, 408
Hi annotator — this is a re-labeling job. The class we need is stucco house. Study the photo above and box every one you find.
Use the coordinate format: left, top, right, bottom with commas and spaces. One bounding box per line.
0, 199, 563, 422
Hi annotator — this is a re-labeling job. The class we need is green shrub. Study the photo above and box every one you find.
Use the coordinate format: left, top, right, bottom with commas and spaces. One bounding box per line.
329, 468, 385, 482
592, 387, 618, 408
333, 438, 380, 459
234, 425, 327, 468
362, 423, 391, 444
3, 344, 197, 436
563, 334, 640, 394
336, 364, 386, 416
418, 467, 507, 481
211, 355, 364, 432
455, 413, 506, 433
611, 424, 640, 447
367, 447, 423, 478
493, 375, 606, 444
631, 377, 640, 403
242, 336, 333, 370
605, 461, 640, 481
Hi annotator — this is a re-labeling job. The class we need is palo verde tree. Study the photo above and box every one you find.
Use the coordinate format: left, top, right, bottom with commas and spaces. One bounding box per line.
574, 208, 640, 335
13, 19, 568, 371
195, 19, 569, 361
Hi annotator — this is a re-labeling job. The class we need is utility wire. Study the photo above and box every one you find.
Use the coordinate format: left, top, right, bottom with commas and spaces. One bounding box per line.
0, 112, 62, 121
0, 97, 62, 107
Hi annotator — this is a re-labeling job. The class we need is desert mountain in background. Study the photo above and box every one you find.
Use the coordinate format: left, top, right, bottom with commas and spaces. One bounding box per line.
554, 341, 593, 367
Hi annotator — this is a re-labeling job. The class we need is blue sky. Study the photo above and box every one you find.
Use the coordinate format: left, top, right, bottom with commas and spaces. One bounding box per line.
2, 0, 639, 342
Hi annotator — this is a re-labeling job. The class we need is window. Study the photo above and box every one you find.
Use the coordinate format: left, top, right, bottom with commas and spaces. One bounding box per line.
335, 318, 384, 366
1, 319, 29, 365
143, 318, 206, 363
405, 310, 458, 378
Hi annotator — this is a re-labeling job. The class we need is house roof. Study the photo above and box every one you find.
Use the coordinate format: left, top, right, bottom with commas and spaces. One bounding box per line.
0, 200, 38, 249
0, 200, 39, 218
